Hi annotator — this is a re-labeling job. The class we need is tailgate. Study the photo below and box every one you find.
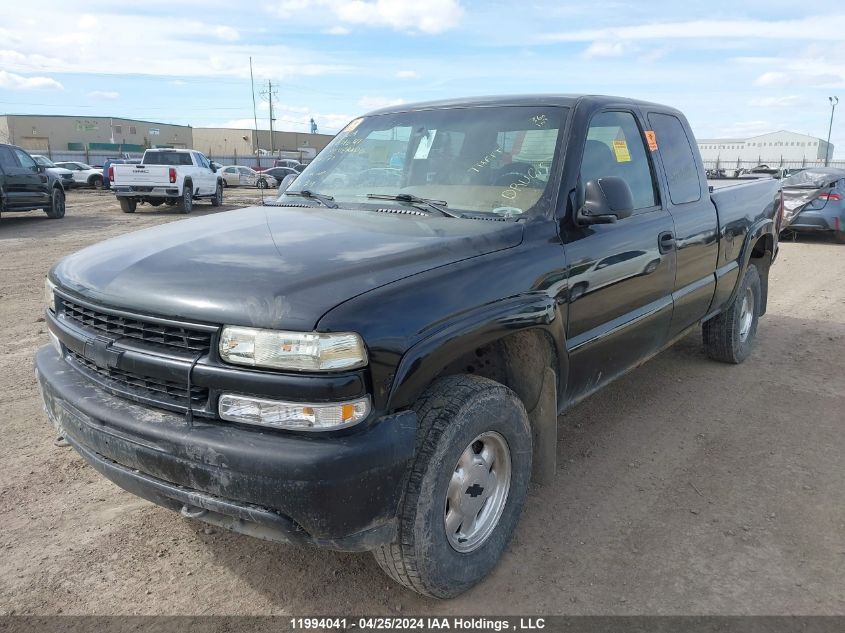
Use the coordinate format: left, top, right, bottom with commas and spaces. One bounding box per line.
112, 164, 171, 186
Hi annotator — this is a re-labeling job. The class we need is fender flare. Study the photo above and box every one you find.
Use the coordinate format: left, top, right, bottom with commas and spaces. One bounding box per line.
385, 294, 568, 413
724, 217, 775, 310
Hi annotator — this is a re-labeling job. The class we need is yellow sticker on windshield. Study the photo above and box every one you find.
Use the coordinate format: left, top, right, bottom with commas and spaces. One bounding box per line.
612, 139, 631, 162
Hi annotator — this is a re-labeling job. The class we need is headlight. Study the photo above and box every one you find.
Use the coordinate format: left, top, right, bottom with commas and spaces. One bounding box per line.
218, 394, 371, 431
45, 277, 56, 312
219, 326, 367, 371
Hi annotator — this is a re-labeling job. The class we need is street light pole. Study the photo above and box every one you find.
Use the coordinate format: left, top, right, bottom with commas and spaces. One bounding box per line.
825, 96, 838, 166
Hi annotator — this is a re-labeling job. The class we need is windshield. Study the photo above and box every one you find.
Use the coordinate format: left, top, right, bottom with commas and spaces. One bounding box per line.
143, 151, 193, 166
34, 156, 55, 167
284, 105, 568, 217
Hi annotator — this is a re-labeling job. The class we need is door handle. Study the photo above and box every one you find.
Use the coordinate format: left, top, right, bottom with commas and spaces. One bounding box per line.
658, 231, 675, 253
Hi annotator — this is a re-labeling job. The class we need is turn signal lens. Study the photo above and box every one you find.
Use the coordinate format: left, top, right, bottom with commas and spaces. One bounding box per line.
218, 394, 371, 431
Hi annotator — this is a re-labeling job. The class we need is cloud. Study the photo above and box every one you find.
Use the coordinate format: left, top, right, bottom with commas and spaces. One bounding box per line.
324, 25, 350, 35
0, 70, 62, 90
88, 90, 120, 100
357, 95, 404, 110
213, 25, 240, 41
754, 70, 842, 88
582, 41, 632, 58
395, 69, 419, 79
269, 0, 464, 33
541, 15, 845, 43
749, 95, 807, 108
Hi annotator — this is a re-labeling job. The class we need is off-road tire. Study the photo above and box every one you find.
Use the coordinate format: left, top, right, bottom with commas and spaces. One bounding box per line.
373, 374, 532, 598
211, 182, 223, 207
119, 198, 137, 214
703, 263, 761, 363
44, 187, 66, 219
179, 183, 193, 214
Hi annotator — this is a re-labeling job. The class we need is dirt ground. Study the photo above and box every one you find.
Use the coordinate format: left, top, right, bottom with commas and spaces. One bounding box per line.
1, 189, 843, 616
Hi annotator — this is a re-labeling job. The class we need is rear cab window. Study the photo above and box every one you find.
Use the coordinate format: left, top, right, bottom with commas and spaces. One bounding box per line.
647, 113, 701, 205
143, 151, 193, 166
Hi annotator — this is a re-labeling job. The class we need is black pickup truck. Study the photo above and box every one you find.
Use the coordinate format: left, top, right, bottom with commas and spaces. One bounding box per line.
0, 143, 67, 220
36, 95, 782, 598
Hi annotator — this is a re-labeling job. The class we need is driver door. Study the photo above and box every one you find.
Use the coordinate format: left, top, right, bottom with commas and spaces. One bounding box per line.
8, 148, 51, 207
562, 108, 676, 400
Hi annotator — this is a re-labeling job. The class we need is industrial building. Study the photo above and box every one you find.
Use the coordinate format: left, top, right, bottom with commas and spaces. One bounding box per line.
192, 128, 334, 159
0, 114, 193, 152
696, 130, 833, 165
0, 114, 334, 161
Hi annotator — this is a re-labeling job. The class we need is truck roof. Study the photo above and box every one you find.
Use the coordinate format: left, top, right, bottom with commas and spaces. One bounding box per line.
363, 94, 678, 116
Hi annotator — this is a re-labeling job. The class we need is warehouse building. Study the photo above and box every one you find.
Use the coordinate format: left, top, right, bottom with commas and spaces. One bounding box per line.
0, 114, 193, 152
192, 128, 334, 160
696, 130, 833, 165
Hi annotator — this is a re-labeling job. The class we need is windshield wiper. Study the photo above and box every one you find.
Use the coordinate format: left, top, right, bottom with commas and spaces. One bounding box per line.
366, 193, 463, 218
283, 190, 338, 208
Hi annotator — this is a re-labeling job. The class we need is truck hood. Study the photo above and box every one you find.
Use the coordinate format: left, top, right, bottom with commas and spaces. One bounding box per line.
52, 205, 523, 330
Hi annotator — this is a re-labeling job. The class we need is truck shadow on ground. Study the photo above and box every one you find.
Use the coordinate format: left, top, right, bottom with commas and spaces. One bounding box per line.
185, 312, 845, 613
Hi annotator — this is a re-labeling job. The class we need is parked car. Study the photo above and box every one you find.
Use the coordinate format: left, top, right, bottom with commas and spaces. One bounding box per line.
109, 149, 223, 213
36, 95, 781, 598
54, 161, 105, 189
102, 158, 140, 189
262, 166, 299, 183
0, 144, 67, 219
219, 165, 277, 189
274, 158, 302, 169
30, 155, 76, 190
780, 167, 845, 243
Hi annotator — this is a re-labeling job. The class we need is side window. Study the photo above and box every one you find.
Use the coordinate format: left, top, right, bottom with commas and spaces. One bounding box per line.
0, 147, 17, 171
14, 149, 38, 172
648, 113, 701, 205
582, 111, 657, 210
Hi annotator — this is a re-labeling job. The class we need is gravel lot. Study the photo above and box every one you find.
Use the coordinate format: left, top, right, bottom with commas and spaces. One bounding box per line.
1, 189, 843, 616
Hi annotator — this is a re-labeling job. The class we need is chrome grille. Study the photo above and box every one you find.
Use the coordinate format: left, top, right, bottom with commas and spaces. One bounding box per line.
66, 349, 208, 408
59, 298, 212, 355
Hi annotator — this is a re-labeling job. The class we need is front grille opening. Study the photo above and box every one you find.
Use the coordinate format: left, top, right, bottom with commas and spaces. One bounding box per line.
60, 298, 212, 355
66, 349, 209, 409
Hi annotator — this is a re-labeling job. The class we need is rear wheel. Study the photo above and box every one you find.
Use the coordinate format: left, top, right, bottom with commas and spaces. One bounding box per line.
702, 263, 761, 363
119, 197, 137, 214
89, 175, 103, 189
179, 184, 193, 214
373, 374, 532, 598
44, 187, 66, 219
211, 181, 223, 207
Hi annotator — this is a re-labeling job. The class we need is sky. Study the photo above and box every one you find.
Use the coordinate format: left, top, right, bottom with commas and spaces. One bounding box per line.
1, 0, 844, 156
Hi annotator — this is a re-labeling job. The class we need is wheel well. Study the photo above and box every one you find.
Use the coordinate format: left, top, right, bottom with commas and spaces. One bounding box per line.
435, 329, 558, 414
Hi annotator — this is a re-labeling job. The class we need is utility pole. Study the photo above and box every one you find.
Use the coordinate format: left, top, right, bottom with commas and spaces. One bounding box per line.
825, 96, 838, 166
259, 80, 278, 155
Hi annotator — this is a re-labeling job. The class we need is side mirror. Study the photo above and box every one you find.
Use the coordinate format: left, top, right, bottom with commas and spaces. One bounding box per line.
278, 173, 298, 193
577, 177, 634, 225
211, 164, 218, 173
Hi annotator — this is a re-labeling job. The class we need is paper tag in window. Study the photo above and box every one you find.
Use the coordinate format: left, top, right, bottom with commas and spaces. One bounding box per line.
414, 131, 436, 159
612, 140, 631, 162
644, 130, 658, 151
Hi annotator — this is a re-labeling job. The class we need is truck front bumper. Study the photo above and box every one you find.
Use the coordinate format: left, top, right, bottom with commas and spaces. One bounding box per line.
35, 345, 417, 551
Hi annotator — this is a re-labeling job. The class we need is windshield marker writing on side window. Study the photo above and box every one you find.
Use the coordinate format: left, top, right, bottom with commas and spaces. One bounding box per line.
612, 139, 632, 162
645, 130, 658, 151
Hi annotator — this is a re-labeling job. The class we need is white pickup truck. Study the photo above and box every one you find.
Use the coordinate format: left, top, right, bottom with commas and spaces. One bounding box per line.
110, 149, 223, 213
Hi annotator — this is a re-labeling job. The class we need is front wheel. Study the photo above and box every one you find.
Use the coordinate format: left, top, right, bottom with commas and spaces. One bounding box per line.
119, 197, 137, 214
90, 175, 103, 189
703, 263, 761, 363
44, 187, 66, 219
373, 374, 532, 598
211, 182, 223, 207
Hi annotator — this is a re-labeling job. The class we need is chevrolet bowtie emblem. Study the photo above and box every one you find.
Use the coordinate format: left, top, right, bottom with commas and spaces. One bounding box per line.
83, 336, 124, 370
